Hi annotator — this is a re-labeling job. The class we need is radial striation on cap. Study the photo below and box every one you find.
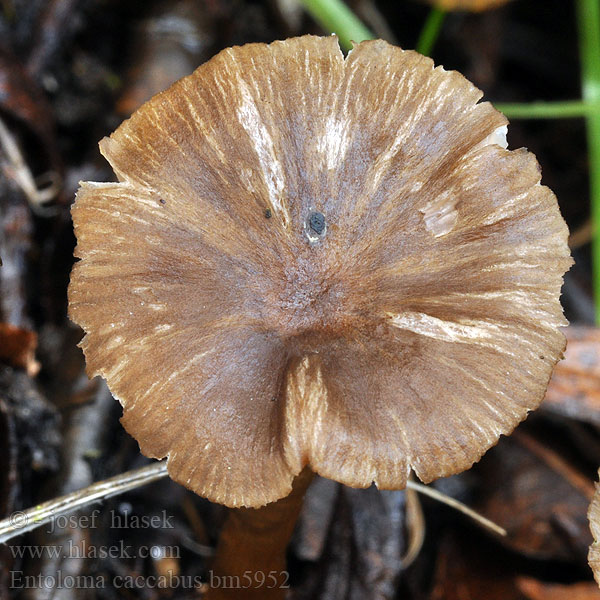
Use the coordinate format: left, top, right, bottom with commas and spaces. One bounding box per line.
69, 35, 572, 508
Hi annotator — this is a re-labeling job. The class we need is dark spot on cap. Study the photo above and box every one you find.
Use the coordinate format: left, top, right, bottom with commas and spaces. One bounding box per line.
264, 208, 272, 219
309, 211, 325, 235
159, 198, 166, 205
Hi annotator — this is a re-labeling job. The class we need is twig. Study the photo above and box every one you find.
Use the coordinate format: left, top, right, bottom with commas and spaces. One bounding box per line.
0, 460, 507, 544
569, 218, 592, 250
402, 480, 426, 567
0, 115, 60, 212
0, 461, 168, 544
406, 480, 507, 537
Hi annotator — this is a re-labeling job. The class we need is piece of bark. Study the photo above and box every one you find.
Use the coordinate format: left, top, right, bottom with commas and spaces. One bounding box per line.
474, 433, 592, 562
294, 476, 339, 562
293, 485, 406, 599
543, 325, 600, 426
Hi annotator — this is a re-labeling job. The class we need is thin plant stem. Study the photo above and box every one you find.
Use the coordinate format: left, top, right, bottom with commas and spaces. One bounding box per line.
577, 0, 600, 323
402, 483, 426, 567
299, 0, 374, 51
0, 460, 507, 544
0, 114, 61, 211
496, 99, 593, 119
406, 480, 507, 537
416, 7, 446, 56
0, 461, 168, 543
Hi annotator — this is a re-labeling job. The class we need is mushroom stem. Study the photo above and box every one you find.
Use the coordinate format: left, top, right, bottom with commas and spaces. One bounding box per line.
206, 468, 314, 599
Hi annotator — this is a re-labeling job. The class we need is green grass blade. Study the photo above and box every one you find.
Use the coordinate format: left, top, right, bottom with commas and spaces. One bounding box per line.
495, 99, 592, 119
416, 7, 446, 56
300, 0, 374, 51
577, 0, 600, 323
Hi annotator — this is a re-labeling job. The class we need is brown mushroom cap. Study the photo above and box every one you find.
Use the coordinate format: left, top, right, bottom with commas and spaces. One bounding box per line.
69, 35, 571, 508
590, 470, 600, 586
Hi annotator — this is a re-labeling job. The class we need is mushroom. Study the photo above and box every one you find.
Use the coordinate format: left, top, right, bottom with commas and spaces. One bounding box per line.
589, 470, 600, 586
68, 35, 571, 595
